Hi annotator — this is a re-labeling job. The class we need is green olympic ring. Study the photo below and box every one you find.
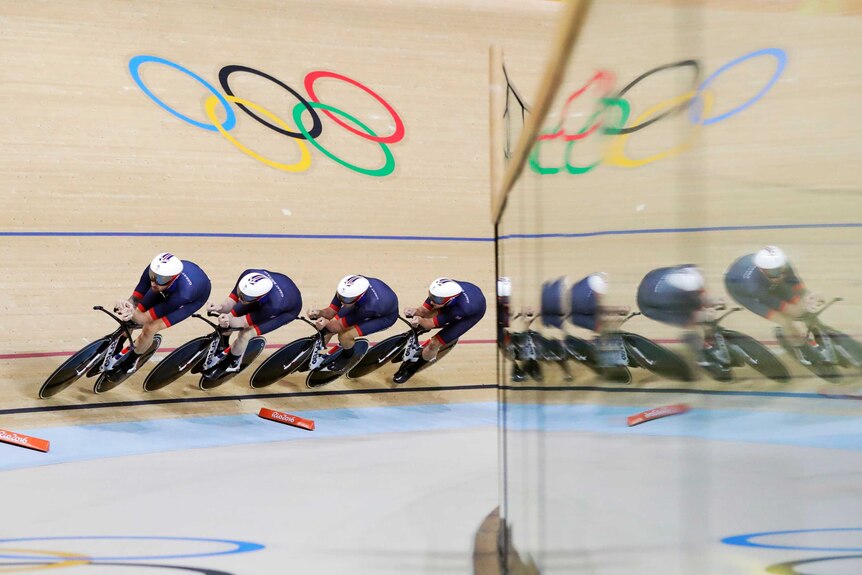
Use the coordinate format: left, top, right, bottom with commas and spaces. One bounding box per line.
293, 102, 396, 178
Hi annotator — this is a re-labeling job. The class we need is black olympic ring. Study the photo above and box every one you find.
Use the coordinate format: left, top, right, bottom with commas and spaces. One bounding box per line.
0, 562, 234, 574
766, 554, 862, 574
218, 64, 323, 140
605, 59, 701, 135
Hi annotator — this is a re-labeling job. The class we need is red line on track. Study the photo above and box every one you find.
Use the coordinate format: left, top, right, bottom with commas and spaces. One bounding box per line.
0, 339, 499, 361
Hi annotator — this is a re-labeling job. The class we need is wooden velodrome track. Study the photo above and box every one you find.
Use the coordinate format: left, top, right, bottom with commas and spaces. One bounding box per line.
1, 2, 861, 574
497, 0, 862, 406
0, 0, 565, 429
1, 0, 860, 425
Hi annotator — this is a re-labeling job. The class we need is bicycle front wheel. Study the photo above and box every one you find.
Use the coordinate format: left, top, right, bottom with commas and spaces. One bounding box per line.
39, 338, 110, 398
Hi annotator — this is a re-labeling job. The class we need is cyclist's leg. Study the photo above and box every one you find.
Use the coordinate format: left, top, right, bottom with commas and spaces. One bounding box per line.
344, 314, 397, 347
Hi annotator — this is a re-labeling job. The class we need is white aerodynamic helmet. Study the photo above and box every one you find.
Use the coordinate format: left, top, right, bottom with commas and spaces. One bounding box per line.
149, 252, 183, 286
497, 277, 512, 298
238, 272, 274, 303
587, 272, 609, 295
666, 266, 704, 292
337, 275, 370, 304
755, 246, 788, 270
429, 277, 463, 306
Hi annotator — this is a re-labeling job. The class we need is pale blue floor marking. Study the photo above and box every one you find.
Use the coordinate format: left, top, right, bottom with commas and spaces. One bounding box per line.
2, 403, 859, 471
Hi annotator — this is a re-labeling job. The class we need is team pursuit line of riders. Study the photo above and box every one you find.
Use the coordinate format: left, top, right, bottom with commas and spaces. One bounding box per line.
41, 245, 861, 397
501, 246, 862, 384
40, 252, 487, 397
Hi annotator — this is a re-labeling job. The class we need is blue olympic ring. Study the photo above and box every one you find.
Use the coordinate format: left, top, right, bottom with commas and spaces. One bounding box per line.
722, 527, 862, 552
691, 47, 787, 125
129, 55, 237, 132
0, 535, 264, 561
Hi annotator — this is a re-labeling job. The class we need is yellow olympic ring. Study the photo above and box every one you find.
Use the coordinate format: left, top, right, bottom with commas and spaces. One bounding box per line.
604, 90, 714, 168
204, 95, 312, 173
0, 548, 90, 573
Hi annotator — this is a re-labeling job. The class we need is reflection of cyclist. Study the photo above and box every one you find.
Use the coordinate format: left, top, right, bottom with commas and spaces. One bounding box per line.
636, 265, 714, 328
568, 273, 630, 366
112, 252, 212, 380
637, 265, 722, 366
205, 269, 302, 379
497, 277, 512, 347
725, 246, 823, 363
398, 278, 487, 384
307, 275, 399, 371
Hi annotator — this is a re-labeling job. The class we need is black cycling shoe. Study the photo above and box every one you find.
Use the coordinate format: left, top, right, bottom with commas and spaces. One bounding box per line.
322, 349, 356, 373
204, 354, 242, 381
393, 357, 427, 385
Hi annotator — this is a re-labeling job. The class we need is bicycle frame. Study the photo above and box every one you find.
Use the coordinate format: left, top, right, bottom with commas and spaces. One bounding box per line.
798, 298, 844, 364
94, 306, 139, 372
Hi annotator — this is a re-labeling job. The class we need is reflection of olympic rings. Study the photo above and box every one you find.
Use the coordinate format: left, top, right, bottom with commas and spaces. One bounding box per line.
0, 536, 264, 561
765, 554, 862, 575
0, 564, 234, 575
605, 90, 714, 168
722, 527, 862, 552
530, 47, 787, 175
0, 548, 90, 573
129, 55, 405, 176
606, 59, 700, 135
692, 48, 787, 125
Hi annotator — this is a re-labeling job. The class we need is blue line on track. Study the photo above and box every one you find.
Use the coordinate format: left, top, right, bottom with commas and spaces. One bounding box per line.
0, 231, 493, 242
3, 222, 859, 242
498, 222, 862, 240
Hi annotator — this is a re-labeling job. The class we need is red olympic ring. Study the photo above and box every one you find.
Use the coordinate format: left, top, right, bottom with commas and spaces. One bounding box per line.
304, 71, 405, 144
537, 69, 616, 142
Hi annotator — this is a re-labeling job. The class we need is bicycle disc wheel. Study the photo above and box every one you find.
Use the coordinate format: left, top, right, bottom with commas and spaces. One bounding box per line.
143, 336, 211, 392
621, 332, 695, 381
417, 340, 458, 374
39, 337, 111, 398
827, 329, 862, 369
199, 336, 267, 391
775, 328, 842, 382
348, 334, 408, 379
306, 339, 369, 388
249, 337, 314, 389
563, 335, 601, 373
533, 334, 566, 361
723, 329, 790, 382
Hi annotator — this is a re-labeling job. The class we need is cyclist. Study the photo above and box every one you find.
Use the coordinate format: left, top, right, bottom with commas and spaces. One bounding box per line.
567, 273, 631, 367
637, 264, 724, 366
307, 275, 399, 372
110, 252, 211, 381
204, 269, 302, 379
396, 278, 486, 384
725, 245, 823, 364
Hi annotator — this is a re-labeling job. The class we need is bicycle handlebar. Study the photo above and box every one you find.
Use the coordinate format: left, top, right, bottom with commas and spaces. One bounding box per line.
191, 312, 242, 333
94, 305, 137, 349
811, 297, 842, 318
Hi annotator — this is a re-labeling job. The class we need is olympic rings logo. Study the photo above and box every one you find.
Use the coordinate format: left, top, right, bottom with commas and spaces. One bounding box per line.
0, 535, 263, 573
529, 48, 787, 175
129, 55, 405, 177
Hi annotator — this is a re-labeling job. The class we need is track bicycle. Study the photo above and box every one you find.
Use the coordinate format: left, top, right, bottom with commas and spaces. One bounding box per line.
143, 312, 265, 391
563, 312, 696, 383
249, 317, 369, 389
39, 306, 161, 398
385, 317, 458, 385
775, 297, 862, 381
687, 307, 790, 382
